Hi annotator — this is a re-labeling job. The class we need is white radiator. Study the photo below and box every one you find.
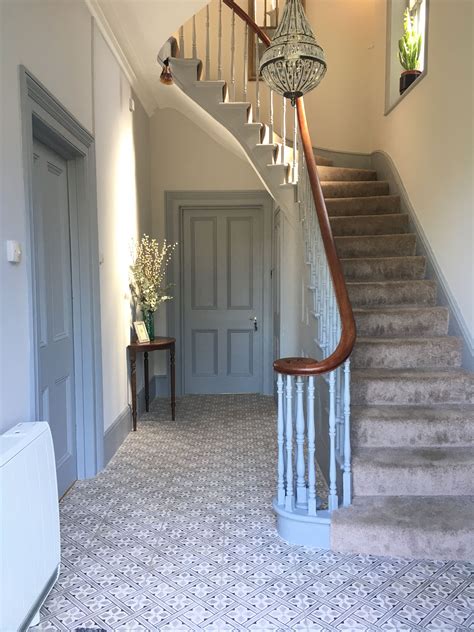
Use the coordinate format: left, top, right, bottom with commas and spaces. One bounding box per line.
0, 422, 60, 631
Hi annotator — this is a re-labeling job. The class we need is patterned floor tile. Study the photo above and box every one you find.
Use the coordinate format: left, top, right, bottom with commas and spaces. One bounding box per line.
31, 395, 473, 631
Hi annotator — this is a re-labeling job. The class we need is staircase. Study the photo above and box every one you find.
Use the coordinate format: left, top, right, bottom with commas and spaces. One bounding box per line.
317, 166, 474, 561
170, 2, 474, 562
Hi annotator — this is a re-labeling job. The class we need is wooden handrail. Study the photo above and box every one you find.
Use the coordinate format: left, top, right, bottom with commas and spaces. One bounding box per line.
222, 0, 356, 376
223, 0, 271, 47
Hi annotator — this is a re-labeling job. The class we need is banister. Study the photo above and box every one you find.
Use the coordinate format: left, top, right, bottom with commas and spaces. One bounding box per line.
223, 0, 271, 47
223, 0, 356, 376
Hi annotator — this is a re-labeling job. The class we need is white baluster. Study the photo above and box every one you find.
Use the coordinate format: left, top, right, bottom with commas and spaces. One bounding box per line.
282, 97, 287, 163
269, 89, 274, 143
243, 23, 249, 101
285, 376, 294, 511
277, 374, 285, 506
295, 377, 307, 507
328, 370, 339, 511
179, 26, 185, 58
231, 8, 236, 101
343, 359, 352, 506
205, 5, 210, 79
218, 0, 223, 80
255, 34, 261, 120
307, 376, 317, 515
192, 15, 197, 58
293, 105, 298, 182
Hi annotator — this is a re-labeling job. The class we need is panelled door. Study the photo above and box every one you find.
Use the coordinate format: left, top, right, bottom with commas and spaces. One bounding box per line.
32, 139, 77, 498
183, 206, 264, 393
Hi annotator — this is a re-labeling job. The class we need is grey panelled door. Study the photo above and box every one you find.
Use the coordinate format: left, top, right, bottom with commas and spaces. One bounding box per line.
183, 207, 264, 393
33, 140, 77, 498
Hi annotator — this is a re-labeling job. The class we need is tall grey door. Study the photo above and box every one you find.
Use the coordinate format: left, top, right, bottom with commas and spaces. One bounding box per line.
183, 207, 264, 394
33, 140, 77, 498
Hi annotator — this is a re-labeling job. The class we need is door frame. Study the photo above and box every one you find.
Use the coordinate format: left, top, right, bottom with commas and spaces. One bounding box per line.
166, 191, 274, 396
20, 67, 104, 479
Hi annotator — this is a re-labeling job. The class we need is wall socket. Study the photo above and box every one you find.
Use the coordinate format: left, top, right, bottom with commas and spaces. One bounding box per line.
6, 240, 22, 264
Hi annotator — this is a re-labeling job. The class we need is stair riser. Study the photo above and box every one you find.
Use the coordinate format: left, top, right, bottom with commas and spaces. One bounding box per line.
326, 196, 400, 216
314, 154, 334, 167
352, 375, 474, 405
335, 235, 416, 258
331, 215, 409, 237
352, 339, 462, 369
331, 520, 473, 561
318, 166, 377, 182
348, 282, 437, 307
322, 182, 389, 198
352, 462, 474, 496
354, 308, 449, 337
353, 419, 474, 448
343, 257, 426, 281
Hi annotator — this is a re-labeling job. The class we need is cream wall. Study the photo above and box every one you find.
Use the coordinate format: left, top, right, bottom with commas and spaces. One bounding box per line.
0, 0, 152, 433
370, 0, 474, 343
149, 106, 264, 370
304, 0, 375, 153
93, 26, 152, 431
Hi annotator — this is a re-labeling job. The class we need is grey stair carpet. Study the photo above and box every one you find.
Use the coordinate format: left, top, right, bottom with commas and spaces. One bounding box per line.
327, 168, 474, 561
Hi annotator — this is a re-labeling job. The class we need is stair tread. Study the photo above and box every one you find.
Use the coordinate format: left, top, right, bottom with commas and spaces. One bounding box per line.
353, 305, 448, 314
193, 80, 226, 88
356, 335, 461, 344
336, 233, 415, 241
353, 446, 473, 466
333, 495, 474, 529
347, 279, 436, 287
331, 213, 407, 221
322, 180, 390, 185
331, 496, 474, 560
342, 255, 424, 262
352, 404, 474, 420
353, 367, 473, 377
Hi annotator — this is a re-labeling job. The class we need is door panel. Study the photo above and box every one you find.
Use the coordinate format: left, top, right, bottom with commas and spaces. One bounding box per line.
183, 207, 263, 394
33, 140, 77, 497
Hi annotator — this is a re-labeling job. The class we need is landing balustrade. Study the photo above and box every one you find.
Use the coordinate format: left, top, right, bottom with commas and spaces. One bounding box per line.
174, 0, 356, 547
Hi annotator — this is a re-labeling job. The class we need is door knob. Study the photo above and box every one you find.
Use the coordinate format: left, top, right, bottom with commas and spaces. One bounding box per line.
250, 316, 258, 332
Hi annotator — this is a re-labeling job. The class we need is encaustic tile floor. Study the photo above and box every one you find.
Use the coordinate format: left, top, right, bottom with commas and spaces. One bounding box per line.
33, 395, 473, 631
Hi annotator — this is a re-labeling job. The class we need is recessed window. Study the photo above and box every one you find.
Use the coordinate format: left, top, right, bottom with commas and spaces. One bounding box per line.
385, 0, 429, 114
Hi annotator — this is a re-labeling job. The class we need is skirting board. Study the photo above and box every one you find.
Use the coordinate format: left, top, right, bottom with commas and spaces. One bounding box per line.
371, 150, 474, 371
314, 144, 473, 370
104, 376, 170, 466
104, 407, 132, 466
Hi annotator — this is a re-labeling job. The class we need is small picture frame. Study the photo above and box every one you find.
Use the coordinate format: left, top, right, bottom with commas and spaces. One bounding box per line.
134, 321, 150, 344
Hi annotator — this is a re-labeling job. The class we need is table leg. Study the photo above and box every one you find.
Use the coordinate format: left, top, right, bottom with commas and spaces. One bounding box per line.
144, 351, 150, 412
170, 345, 176, 421
130, 351, 137, 431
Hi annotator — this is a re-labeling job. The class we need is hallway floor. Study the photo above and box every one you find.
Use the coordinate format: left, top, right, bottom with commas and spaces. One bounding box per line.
34, 396, 473, 631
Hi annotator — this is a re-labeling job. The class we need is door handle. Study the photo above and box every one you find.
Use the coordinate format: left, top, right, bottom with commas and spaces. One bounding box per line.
250, 316, 258, 332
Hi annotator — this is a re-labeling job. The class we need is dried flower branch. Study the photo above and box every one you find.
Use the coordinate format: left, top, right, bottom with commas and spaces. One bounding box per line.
130, 235, 177, 313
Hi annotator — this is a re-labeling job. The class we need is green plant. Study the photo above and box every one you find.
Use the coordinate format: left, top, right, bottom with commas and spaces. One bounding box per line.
398, 8, 422, 71
130, 235, 176, 313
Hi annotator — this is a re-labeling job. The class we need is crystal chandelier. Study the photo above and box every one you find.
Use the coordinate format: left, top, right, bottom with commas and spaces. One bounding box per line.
259, 0, 327, 106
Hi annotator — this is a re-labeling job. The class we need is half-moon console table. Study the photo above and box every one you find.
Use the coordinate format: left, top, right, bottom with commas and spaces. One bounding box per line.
128, 337, 176, 431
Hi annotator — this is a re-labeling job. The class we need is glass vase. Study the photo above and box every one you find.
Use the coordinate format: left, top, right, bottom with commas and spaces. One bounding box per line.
142, 310, 155, 341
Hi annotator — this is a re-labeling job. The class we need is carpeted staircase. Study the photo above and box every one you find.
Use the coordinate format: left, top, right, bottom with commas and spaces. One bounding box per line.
321, 162, 474, 561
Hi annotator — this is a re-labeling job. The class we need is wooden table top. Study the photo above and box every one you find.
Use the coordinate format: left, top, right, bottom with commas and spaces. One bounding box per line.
128, 337, 176, 352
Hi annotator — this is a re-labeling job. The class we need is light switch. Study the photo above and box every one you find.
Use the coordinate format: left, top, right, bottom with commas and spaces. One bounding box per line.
6, 240, 22, 264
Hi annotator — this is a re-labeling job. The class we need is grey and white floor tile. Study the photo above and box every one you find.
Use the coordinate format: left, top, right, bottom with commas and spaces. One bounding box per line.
32, 395, 473, 631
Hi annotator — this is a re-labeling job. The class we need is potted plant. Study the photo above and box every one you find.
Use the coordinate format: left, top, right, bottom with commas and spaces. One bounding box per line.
130, 235, 176, 340
398, 8, 422, 95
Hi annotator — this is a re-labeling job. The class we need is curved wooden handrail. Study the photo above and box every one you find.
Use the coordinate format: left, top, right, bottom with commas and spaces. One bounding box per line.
222, 0, 356, 376
223, 0, 271, 46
